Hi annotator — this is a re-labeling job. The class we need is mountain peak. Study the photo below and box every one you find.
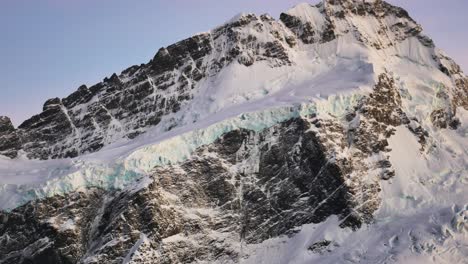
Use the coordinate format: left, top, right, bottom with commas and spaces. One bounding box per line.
0, 116, 14, 132
224, 12, 257, 25
281, 0, 426, 49
0, 0, 465, 160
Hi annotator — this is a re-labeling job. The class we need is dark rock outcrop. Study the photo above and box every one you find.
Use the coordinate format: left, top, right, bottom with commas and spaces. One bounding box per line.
0, 13, 294, 160
0, 72, 415, 262
0, 116, 20, 158
0, 116, 365, 263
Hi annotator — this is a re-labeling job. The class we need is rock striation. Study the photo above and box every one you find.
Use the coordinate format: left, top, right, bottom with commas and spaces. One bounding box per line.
1, 0, 465, 160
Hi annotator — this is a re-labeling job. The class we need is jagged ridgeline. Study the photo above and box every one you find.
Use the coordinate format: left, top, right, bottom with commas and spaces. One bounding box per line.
0, 0, 466, 160
0, 0, 467, 263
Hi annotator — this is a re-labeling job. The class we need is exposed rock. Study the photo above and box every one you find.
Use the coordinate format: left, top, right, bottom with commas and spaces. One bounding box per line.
1, 12, 294, 160
280, 7, 336, 45
0, 71, 419, 262
0, 116, 20, 158
0, 116, 371, 263
0, 116, 15, 134
1, 0, 462, 160
308, 240, 339, 254
43, 97, 62, 111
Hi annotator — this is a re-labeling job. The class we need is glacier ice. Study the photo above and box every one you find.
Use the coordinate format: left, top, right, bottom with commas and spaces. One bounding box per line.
1, 99, 367, 210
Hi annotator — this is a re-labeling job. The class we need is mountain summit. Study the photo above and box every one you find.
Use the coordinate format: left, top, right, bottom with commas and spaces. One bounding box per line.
0, 0, 465, 160
0, 1, 467, 263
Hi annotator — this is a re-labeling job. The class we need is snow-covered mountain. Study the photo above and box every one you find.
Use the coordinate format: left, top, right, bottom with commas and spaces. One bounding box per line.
0, 0, 467, 263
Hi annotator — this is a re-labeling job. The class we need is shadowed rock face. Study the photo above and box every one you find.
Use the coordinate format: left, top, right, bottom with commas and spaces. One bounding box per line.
155, 118, 360, 244
280, 0, 427, 50
0, 117, 364, 264
0, 72, 443, 263
279, 12, 335, 44
0, 116, 20, 158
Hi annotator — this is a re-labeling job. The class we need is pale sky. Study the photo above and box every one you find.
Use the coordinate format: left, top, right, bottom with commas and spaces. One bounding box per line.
1, 0, 467, 126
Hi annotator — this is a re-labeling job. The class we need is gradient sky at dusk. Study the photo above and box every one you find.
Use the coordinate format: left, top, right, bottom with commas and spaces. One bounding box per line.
1, 0, 467, 126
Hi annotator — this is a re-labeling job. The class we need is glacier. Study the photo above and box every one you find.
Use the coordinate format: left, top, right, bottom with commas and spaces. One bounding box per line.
0, 97, 359, 210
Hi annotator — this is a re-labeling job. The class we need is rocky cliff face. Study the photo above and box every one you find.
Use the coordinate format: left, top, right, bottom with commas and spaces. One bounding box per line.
1, 0, 465, 160
0, 82, 394, 263
0, 71, 446, 263
0, 13, 294, 160
1, 0, 467, 263
1, 117, 353, 263
0, 117, 20, 158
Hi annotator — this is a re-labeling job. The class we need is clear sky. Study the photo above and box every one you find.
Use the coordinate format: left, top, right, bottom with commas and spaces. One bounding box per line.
1, 0, 467, 126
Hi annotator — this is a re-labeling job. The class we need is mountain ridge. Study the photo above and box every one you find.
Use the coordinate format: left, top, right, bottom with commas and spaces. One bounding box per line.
1, 0, 466, 160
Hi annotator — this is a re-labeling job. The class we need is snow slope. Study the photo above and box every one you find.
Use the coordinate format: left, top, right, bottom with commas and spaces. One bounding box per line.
241, 109, 468, 264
